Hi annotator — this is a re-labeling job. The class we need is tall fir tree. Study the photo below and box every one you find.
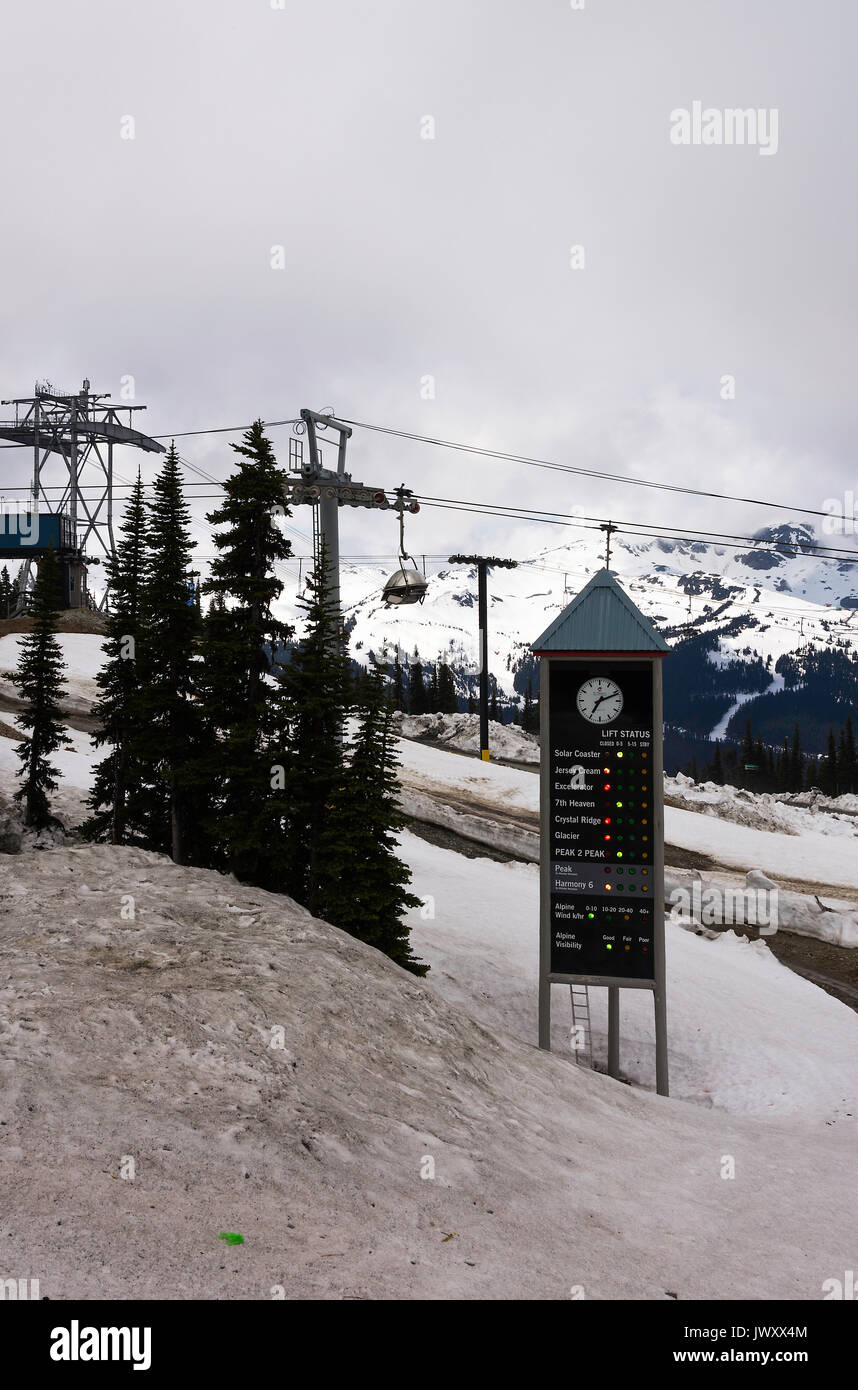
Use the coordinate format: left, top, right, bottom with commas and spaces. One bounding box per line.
194, 421, 294, 881
408, 650, 428, 714
133, 443, 204, 863
710, 741, 724, 784
392, 650, 405, 711
821, 728, 838, 796
789, 722, 803, 792
740, 718, 754, 786
841, 714, 857, 794
0, 565, 14, 618
316, 659, 427, 975
436, 658, 458, 714
275, 540, 351, 914
521, 678, 535, 734
12, 547, 72, 828
428, 661, 439, 714
83, 473, 149, 844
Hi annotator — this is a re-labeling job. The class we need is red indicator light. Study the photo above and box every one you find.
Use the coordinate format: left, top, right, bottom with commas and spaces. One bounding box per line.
603, 784, 611, 791
603, 834, 611, 841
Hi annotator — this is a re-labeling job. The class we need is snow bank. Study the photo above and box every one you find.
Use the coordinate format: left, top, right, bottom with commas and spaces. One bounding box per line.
2, 842, 857, 1300
393, 711, 539, 763
403, 832, 858, 1122
666, 773, 858, 841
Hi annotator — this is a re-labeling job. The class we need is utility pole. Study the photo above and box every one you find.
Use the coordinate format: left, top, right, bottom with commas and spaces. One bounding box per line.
600, 520, 617, 570
448, 555, 517, 761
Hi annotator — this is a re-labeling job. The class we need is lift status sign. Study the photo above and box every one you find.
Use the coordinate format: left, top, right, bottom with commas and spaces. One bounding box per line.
548, 660, 656, 981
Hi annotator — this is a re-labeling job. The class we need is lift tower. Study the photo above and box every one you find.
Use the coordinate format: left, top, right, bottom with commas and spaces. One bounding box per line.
0, 379, 165, 608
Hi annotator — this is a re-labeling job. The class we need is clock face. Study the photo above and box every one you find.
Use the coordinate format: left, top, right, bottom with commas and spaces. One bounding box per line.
576, 676, 623, 724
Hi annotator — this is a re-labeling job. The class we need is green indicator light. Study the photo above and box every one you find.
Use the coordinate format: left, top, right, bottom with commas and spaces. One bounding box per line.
617, 885, 625, 893
629, 885, 637, 893
616, 801, 623, 808
616, 851, 623, 858
606, 943, 612, 950
617, 752, 623, 758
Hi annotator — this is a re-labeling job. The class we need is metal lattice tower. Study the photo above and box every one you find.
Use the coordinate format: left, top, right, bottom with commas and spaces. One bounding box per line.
0, 379, 165, 606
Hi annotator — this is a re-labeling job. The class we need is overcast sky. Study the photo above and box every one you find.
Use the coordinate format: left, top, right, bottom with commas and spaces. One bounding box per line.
1, 0, 856, 572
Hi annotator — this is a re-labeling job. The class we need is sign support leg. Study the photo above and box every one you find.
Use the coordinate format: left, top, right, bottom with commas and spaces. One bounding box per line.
538, 977, 551, 1050
654, 987, 669, 1096
607, 987, 620, 1078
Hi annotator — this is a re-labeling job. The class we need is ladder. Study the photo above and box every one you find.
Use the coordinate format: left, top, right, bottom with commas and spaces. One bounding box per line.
569, 984, 593, 1066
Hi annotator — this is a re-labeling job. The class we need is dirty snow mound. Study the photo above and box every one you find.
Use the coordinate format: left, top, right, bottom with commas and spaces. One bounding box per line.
3, 842, 856, 1300
393, 711, 539, 763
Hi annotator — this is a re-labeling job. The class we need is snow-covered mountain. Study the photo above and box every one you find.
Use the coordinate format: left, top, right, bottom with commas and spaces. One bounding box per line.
274, 520, 858, 717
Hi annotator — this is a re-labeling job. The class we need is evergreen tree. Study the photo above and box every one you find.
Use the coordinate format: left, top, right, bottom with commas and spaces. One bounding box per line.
275, 540, 351, 915
775, 736, 789, 792
194, 421, 294, 880
436, 659, 457, 714
489, 675, 499, 722
0, 565, 14, 618
522, 678, 535, 734
316, 659, 427, 975
841, 714, 857, 794
133, 443, 204, 863
820, 728, 838, 796
392, 650, 405, 712
408, 650, 428, 714
467, 689, 476, 716
12, 547, 72, 828
789, 722, 803, 792
710, 742, 724, 784
428, 661, 439, 714
83, 473, 149, 844
740, 718, 754, 787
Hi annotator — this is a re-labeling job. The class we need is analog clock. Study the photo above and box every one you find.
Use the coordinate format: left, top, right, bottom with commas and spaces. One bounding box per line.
576, 676, 623, 724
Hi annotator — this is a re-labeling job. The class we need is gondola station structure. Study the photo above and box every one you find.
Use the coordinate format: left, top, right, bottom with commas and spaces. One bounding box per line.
531, 568, 671, 1095
0, 380, 164, 611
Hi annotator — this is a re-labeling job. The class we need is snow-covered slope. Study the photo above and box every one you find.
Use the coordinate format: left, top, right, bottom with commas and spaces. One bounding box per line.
4, 634, 858, 1298
2, 841, 857, 1300
403, 832, 858, 1120
272, 520, 858, 706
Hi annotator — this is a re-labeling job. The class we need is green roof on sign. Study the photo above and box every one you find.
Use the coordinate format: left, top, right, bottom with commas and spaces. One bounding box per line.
531, 568, 670, 654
